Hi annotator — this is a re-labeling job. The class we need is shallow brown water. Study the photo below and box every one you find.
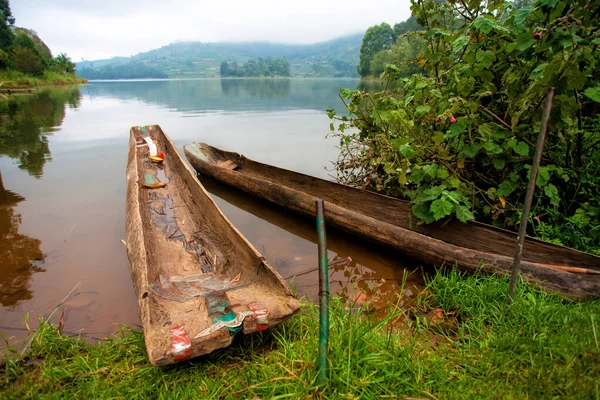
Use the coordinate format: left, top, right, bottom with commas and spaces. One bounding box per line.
0, 79, 424, 350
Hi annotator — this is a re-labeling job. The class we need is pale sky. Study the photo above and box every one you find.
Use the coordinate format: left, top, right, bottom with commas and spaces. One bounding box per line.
12, 0, 412, 61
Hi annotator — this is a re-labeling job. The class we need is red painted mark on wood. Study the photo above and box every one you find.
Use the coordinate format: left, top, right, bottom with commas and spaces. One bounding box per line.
170, 325, 192, 361
247, 302, 269, 331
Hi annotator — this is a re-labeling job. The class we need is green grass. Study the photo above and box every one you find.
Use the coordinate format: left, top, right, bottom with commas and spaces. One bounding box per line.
0, 70, 87, 89
1, 271, 599, 399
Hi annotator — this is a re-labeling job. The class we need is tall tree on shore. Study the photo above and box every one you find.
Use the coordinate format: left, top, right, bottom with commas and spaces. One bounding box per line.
358, 23, 395, 77
393, 16, 422, 37
54, 53, 75, 74
0, 0, 15, 50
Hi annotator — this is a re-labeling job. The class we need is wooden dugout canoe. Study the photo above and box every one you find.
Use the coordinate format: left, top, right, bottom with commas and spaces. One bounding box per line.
184, 142, 600, 299
125, 126, 299, 366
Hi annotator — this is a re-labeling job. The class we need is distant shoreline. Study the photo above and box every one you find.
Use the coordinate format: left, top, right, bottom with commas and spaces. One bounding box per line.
0, 74, 88, 90
84, 76, 361, 82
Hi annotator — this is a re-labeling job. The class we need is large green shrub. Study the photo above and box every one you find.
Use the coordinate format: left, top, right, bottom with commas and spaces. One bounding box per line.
12, 47, 44, 75
329, 0, 600, 252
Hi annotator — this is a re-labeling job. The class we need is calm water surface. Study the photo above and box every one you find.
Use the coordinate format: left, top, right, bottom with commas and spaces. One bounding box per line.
0, 79, 422, 348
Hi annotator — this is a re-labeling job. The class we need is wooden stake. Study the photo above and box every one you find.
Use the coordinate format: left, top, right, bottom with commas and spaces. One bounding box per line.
507, 88, 555, 304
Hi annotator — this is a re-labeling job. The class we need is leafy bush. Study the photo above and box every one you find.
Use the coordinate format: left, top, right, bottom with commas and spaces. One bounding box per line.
329, 0, 600, 252
12, 47, 44, 75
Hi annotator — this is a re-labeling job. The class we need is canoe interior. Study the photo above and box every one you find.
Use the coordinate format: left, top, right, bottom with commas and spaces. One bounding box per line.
125, 126, 298, 365
188, 142, 600, 271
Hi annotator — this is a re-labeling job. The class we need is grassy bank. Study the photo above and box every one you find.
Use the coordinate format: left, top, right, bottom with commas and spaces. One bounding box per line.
0, 71, 87, 89
2, 271, 599, 399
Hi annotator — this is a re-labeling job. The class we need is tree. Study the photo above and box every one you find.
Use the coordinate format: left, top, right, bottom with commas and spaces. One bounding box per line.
369, 50, 394, 77
274, 57, 290, 76
12, 47, 43, 75
358, 23, 395, 77
54, 53, 75, 74
0, 0, 14, 51
244, 58, 259, 76
393, 16, 422, 37
220, 61, 230, 77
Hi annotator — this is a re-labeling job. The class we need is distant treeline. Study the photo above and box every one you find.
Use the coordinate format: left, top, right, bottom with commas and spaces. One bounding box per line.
220, 57, 290, 77
78, 63, 168, 80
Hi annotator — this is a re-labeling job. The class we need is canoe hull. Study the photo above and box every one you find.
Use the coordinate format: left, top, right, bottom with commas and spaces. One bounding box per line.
184, 142, 600, 299
126, 127, 299, 365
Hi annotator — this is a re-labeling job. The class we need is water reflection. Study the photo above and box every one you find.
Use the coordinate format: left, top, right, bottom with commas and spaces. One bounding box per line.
0, 172, 45, 307
200, 175, 424, 311
83, 78, 361, 114
220, 78, 290, 98
0, 87, 81, 177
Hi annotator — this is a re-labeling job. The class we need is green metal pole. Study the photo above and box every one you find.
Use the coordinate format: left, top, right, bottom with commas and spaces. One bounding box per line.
315, 199, 329, 388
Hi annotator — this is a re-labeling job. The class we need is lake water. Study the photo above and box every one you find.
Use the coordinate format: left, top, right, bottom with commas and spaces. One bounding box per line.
0, 79, 422, 349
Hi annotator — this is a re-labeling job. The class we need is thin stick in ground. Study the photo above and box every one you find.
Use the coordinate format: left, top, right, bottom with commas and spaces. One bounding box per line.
507, 88, 555, 304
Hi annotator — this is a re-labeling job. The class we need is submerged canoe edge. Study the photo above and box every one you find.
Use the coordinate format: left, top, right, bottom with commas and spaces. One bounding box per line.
125, 126, 299, 366
184, 142, 600, 299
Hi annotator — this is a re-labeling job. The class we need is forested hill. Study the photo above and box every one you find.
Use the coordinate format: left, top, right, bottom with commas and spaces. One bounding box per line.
77, 34, 363, 79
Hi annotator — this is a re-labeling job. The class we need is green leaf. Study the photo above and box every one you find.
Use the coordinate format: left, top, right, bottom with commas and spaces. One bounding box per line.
398, 144, 415, 158
422, 164, 438, 179
416, 105, 431, 114
513, 7, 533, 26
339, 88, 353, 98
436, 167, 449, 179
515, 36, 535, 51
544, 183, 560, 206
484, 141, 503, 154
412, 204, 435, 224
476, 51, 496, 69
477, 123, 494, 138
572, 207, 591, 224
329, 123, 334, 131
539, 0, 558, 7
497, 181, 516, 197
536, 167, 550, 187
447, 177, 461, 188
512, 141, 529, 156
426, 28, 450, 39
432, 131, 445, 145
494, 159, 506, 170
452, 35, 470, 53
383, 163, 396, 174
584, 85, 600, 103
430, 199, 454, 220
472, 15, 497, 35
449, 121, 467, 136
418, 187, 441, 202
462, 143, 481, 158
455, 205, 475, 223
443, 190, 462, 204
529, 63, 547, 80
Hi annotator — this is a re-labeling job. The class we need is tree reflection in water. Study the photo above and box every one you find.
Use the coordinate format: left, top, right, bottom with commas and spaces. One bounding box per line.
0, 87, 81, 178
0, 87, 81, 306
0, 172, 45, 307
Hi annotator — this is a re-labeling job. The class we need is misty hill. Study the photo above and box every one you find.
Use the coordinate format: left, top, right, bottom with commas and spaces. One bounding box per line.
76, 34, 363, 79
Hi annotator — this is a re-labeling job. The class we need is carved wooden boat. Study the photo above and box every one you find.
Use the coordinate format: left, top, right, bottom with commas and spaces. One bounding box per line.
184, 142, 600, 299
125, 126, 299, 365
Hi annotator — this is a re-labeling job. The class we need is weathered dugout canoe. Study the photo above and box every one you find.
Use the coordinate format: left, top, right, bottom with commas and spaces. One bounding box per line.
184, 142, 600, 299
125, 126, 299, 365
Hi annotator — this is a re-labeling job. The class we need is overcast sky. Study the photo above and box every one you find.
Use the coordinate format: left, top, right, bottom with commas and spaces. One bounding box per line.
12, 0, 412, 61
